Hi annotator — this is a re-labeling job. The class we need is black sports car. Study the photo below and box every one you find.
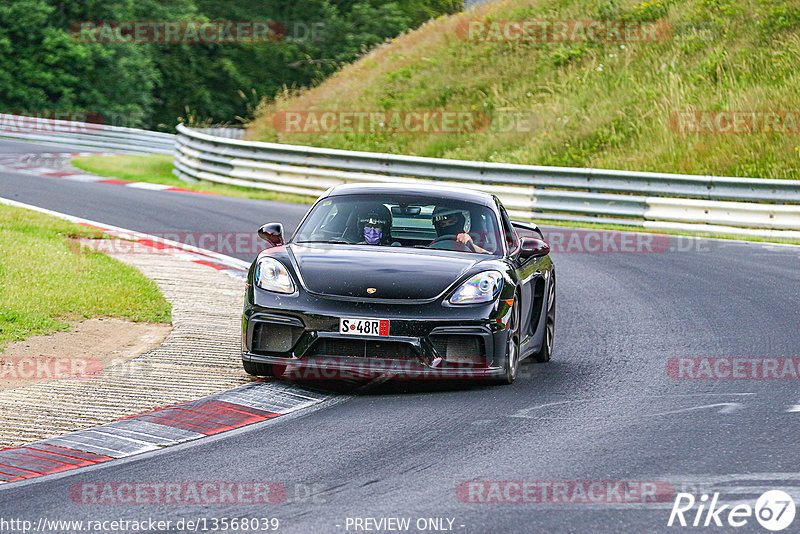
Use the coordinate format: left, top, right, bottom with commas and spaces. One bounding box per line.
241, 183, 555, 384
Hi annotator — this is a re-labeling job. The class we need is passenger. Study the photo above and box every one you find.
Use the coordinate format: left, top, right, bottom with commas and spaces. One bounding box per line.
357, 206, 394, 245
431, 206, 490, 253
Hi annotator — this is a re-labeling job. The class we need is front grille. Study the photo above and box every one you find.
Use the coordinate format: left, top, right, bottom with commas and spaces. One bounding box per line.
429, 335, 485, 364
252, 322, 303, 353
308, 338, 415, 359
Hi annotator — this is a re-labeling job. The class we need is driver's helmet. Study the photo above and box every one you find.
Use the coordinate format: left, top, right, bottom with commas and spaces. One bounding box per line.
357, 204, 392, 245
432, 206, 466, 237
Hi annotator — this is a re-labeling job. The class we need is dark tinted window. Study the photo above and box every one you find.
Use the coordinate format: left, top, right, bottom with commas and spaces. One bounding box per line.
293, 194, 502, 254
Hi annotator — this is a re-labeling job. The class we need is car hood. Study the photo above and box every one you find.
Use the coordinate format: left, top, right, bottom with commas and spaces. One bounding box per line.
287, 244, 481, 300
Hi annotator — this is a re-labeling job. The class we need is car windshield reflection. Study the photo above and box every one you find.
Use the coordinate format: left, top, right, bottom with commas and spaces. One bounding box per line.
292, 194, 502, 255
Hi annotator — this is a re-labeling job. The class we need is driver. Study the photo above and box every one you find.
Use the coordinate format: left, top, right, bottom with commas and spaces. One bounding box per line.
357, 205, 393, 245
431, 206, 490, 253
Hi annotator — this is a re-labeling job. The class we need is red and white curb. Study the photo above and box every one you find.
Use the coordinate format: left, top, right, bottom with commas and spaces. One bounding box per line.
0, 198, 338, 484
0, 152, 210, 195
0, 197, 250, 280
0, 381, 327, 483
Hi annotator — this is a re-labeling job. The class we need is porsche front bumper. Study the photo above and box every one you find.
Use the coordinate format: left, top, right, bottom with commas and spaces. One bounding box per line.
242, 296, 511, 380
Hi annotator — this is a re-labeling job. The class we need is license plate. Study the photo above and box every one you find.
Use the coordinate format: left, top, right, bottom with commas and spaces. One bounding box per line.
339, 318, 389, 337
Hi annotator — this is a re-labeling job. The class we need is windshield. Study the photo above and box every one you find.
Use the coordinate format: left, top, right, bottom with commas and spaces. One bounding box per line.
293, 194, 503, 255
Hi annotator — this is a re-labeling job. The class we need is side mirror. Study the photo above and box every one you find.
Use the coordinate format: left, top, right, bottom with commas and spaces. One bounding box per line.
519, 237, 550, 259
258, 223, 285, 247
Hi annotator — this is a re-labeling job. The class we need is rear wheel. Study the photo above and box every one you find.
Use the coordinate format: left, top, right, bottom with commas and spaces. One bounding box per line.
495, 298, 520, 385
242, 360, 284, 378
534, 275, 556, 363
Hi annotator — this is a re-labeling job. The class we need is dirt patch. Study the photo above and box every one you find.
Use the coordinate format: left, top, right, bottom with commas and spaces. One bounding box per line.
0, 317, 171, 391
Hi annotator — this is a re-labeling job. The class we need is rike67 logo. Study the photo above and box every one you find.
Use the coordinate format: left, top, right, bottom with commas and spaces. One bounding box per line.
668, 491, 796, 531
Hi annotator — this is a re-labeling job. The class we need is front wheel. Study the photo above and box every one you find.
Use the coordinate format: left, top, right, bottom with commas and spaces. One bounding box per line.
495, 299, 520, 385
533, 275, 556, 363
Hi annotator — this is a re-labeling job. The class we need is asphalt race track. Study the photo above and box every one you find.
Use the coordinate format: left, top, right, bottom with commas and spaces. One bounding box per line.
0, 139, 104, 155
1, 140, 799, 533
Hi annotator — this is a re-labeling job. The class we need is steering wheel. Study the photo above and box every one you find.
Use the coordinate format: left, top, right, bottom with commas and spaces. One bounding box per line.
430, 234, 473, 252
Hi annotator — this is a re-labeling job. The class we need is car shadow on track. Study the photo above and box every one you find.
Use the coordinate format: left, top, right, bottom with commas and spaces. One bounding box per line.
272, 359, 569, 396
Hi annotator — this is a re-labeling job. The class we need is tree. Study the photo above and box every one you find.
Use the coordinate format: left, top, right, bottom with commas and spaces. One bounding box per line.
0, 0, 157, 127
0, 0, 460, 129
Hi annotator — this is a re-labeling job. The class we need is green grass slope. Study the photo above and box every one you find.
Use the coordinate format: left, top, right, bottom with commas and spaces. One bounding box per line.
0, 205, 171, 349
248, 0, 800, 179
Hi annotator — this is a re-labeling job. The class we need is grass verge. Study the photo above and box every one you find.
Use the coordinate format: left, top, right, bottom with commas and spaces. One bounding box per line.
71, 154, 314, 204
248, 0, 800, 180
0, 204, 172, 350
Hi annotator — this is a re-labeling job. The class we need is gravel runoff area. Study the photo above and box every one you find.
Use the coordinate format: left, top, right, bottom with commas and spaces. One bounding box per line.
0, 244, 252, 448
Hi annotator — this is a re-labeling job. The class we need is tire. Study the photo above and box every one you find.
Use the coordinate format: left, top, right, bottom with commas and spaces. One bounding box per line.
242, 359, 283, 377
495, 298, 521, 385
533, 275, 556, 363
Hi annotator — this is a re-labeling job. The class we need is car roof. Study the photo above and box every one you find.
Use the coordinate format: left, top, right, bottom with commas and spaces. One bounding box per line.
324, 182, 496, 207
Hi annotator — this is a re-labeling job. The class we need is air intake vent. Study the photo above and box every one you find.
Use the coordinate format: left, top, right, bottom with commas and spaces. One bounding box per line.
429, 335, 485, 364
252, 323, 303, 353
308, 339, 415, 359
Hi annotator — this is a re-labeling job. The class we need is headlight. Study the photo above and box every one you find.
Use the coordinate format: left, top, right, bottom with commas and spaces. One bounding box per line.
254, 257, 295, 294
449, 271, 503, 304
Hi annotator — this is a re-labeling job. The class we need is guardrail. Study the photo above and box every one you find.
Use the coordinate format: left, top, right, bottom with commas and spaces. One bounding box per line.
173, 124, 800, 238
0, 114, 174, 154
192, 127, 246, 140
